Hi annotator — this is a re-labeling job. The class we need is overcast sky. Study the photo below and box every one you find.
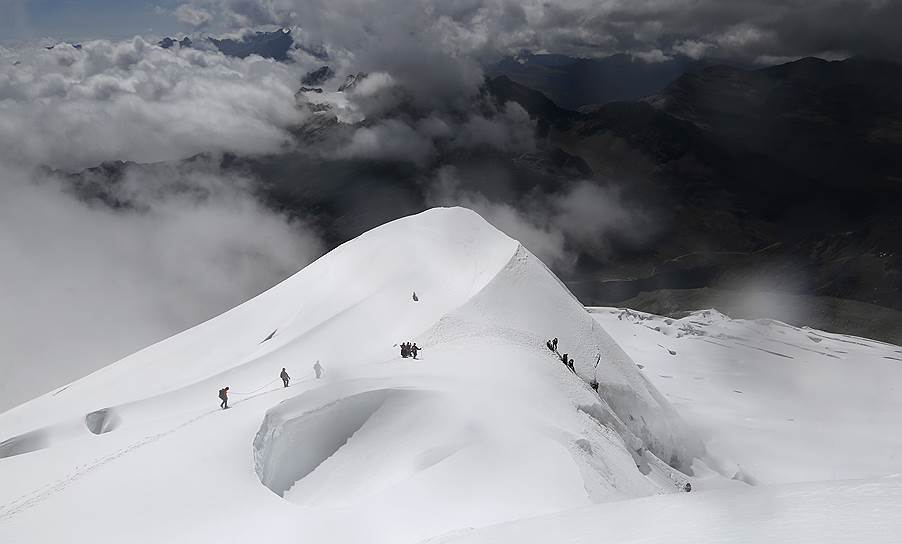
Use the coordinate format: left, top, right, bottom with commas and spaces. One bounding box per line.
0, 0, 180, 42
3, 0, 900, 64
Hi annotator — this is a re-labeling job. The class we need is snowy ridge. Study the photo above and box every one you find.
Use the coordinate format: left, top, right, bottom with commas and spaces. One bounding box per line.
0, 208, 704, 544
423, 244, 704, 474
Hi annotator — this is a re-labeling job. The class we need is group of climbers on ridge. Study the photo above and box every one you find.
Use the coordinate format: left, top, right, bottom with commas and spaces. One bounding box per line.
400, 342, 421, 359
546, 337, 575, 373
546, 336, 602, 391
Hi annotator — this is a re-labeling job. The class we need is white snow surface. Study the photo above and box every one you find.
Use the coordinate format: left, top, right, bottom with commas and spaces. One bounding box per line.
0, 208, 699, 543
435, 308, 902, 544
591, 307, 902, 485
437, 475, 902, 544
4, 209, 902, 543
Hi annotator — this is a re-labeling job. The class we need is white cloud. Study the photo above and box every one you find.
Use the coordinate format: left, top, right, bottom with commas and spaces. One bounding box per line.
427, 167, 653, 270
311, 72, 536, 164
427, 166, 570, 267
0, 38, 307, 170
187, 0, 902, 68
552, 181, 651, 253
0, 37, 331, 410
337, 119, 436, 164
454, 102, 536, 152
714, 23, 771, 50
632, 48, 672, 63
672, 40, 712, 60
174, 4, 214, 28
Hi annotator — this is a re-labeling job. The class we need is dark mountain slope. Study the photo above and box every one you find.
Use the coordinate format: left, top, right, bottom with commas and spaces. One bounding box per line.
483, 58, 902, 318
487, 53, 712, 109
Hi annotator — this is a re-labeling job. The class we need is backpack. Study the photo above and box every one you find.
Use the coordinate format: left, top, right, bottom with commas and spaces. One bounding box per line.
219, 388, 227, 400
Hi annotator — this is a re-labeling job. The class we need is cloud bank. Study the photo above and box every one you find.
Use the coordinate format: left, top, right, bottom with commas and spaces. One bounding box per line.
427, 166, 654, 271
0, 38, 328, 411
0, 37, 307, 170
174, 4, 214, 28
179, 0, 902, 65
12, 0, 882, 409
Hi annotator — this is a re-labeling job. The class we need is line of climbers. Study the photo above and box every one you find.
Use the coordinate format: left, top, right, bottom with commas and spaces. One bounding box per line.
545, 335, 691, 493
546, 337, 601, 391
217, 360, 324, 410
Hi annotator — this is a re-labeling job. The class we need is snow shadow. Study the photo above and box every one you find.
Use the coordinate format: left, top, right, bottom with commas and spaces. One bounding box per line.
85, 408, 121, 435
254, 389, 400, 497
0, 429, 50, 459
578, 403, 652, 475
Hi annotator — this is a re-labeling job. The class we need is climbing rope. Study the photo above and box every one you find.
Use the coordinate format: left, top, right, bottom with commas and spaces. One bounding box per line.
228, 369, 317, 396
229, 378, 280, 396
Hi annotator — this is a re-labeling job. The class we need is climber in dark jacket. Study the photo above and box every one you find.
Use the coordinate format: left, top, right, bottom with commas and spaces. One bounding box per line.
411, 343, 421, 359
280, 368, 290, 387
219, 387, 230, 409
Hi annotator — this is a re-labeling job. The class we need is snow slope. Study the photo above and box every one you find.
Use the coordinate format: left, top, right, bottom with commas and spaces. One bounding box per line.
0, 208, 700, 543
6, 208, 901, 544
434, 309, 902, 544
591, 308, 902, 485
438, 475, 902, 544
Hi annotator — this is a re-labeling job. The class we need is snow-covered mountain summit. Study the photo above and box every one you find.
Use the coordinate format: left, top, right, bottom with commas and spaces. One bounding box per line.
0, 207, 703, 543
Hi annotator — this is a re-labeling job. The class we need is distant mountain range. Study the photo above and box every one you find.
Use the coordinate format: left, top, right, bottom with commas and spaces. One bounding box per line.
156, 28, 325, 61
491, 56, 902, 338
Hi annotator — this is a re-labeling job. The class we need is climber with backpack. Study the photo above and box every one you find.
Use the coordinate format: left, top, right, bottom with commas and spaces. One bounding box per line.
218, 387, 230, 410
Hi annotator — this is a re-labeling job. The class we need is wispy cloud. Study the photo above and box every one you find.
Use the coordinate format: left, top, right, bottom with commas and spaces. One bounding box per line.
176, 0, 902, 64
0, 158, 323, 411
0, 38, 308, 169
0, 38, 329, 409
427, 166, 655, 271
174, 4, 214, 28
